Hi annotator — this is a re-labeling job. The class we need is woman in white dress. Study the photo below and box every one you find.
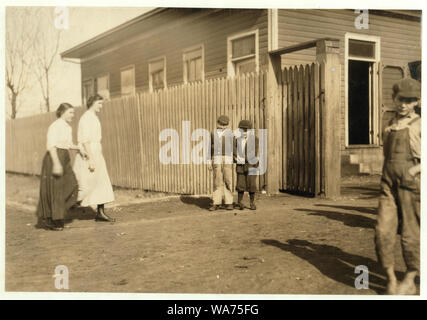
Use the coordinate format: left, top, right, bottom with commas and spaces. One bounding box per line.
73, 94, 115, 222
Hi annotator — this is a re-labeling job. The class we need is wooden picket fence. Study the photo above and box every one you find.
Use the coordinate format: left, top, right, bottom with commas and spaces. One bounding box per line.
6, 109, 84, 175
280, 63, 323, 196
6, 72, 267, 195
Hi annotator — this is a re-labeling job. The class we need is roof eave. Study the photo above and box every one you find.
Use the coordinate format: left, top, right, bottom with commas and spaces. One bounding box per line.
61, 7, 166, 59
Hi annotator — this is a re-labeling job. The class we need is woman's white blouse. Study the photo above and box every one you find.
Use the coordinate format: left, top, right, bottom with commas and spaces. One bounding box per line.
78, 111, 102, 144
46, 118, 73, 150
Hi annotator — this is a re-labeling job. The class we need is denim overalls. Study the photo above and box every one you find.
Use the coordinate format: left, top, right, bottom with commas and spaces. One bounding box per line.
375, 117, 420, 272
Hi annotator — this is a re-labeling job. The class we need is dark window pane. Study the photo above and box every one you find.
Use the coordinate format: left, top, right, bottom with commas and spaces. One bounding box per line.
121, 68, 135, 95
349, 39, 375, 59
235, 58, 256, 75
152, 70, 164, 90
195, 58, 202, 81
348, 60, 371, 145
190, 60, 196, 81
232, 35, 255, 59
83, 80, 94, 104
97, 76, 109, 99
187, 57, 202, 82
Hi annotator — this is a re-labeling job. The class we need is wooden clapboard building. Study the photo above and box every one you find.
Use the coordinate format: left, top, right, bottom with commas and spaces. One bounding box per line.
61, 8, 421, 178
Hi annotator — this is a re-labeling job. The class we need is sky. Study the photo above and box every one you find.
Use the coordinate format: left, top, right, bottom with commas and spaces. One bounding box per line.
5, 6, 153, 118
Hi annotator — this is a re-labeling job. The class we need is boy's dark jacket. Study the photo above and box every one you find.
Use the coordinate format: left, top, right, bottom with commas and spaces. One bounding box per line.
233, 135, 259, 173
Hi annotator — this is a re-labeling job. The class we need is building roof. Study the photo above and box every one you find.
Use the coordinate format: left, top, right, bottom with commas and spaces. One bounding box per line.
369, 9, 421, 22
61, 7, 166, 59
61, 8, 421, 60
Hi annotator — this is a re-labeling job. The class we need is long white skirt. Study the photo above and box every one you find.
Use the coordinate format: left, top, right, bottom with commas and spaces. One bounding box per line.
73, 142, 115, 207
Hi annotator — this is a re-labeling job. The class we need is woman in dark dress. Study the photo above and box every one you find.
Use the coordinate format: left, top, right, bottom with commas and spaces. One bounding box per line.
36, 103, 87, 231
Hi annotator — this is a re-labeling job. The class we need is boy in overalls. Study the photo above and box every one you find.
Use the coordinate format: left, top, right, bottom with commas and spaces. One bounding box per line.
234, 120, 259, 210
209, 115, 234, 211
375, 78, 421, 295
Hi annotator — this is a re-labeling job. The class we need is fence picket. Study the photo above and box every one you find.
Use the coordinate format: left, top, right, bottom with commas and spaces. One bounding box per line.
281, 68, 288, 190
309, 64, 315, 194
314, 63, 321, 195
286, 67, 292, 191
303, 65, 310, 192
178, 86, 184, 193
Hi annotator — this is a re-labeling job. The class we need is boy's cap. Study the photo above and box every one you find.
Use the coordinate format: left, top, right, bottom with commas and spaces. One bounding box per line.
393, 78, 421, 99
217, 115, 229, 125
238, 120, 252, 129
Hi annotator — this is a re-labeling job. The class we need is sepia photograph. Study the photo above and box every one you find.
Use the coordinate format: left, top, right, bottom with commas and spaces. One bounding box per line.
2, 1, 424, 298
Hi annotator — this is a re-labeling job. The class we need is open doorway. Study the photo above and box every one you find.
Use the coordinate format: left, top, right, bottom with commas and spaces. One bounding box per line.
348, 60, 372, 145
345, 34, 380, 147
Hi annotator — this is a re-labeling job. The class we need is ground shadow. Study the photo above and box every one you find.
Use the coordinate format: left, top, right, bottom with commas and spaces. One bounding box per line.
280, 189, 315, 198
33, 203, 97, 229
180, 196, 212, 210
261, 239, 404, 294
296, 208, 376, 229
64, 206, 97, 224
341, 185, 380, 199
314, 204, 377, 215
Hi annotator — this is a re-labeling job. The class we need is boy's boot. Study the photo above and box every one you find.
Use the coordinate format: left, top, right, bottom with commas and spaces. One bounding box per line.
249, 192, 256, 210
237, 192, 245, 210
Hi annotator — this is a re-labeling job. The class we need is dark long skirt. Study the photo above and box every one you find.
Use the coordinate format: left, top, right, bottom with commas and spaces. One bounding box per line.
36, 149, 78, 221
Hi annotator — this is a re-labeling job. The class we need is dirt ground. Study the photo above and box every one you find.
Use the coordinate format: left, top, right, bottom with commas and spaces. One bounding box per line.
5, 173, 417, 295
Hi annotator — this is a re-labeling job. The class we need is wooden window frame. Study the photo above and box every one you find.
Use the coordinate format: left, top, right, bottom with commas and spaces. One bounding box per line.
149, 56, 167, 92
120, 65, 136, 96
183, 44, 205, 84
82, 77, 94, 107
344, 33, 381, 148
95, 73, 110, 100
227, 29, 259, 78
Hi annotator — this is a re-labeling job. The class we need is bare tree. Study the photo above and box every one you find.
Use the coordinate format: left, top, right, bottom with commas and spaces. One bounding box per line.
5, 8, 36, 119
33, 8, 62, 113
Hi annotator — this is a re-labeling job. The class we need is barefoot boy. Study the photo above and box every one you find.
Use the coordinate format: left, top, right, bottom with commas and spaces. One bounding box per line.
375, 78, 421, 295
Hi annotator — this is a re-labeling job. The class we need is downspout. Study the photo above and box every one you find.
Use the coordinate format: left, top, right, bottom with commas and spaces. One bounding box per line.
266, 9, 281, 194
